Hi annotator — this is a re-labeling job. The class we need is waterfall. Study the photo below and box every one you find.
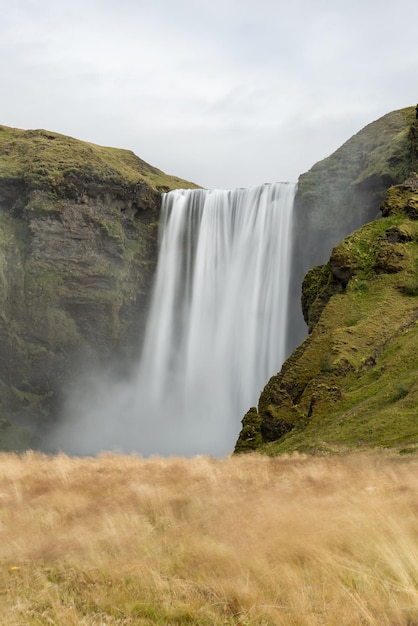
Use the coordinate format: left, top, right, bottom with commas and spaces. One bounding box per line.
50, 182, 296, 457
134, 182, 296, 455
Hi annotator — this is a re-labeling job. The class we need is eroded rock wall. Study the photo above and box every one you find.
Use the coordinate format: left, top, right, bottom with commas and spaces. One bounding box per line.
287, 106, 418, 351
236, 107, 418, 455
235, 174, 418, 455
0, 126, 198, 448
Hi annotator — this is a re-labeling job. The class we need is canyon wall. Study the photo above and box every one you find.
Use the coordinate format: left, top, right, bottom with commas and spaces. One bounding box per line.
0, 126, 197, 448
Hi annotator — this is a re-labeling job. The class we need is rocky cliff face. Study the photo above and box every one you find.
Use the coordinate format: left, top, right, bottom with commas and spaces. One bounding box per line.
236, 109, 418, 456
2, 109, 417, 455
0, 126, 198, 449
287, 106, 418, 350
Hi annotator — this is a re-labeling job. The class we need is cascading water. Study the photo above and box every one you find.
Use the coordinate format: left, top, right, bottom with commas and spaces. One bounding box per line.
136, 182, 296, 454
50, 182, 296, 457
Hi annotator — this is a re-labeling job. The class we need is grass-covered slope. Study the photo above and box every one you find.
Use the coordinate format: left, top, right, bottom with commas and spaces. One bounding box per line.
288, 106, 418, 349
295, 106, 417, 237
236, 174, 418, 455
0, 125, 198, 194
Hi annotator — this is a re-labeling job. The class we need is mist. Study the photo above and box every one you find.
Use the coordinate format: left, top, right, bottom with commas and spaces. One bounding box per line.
47, 183, 295, 457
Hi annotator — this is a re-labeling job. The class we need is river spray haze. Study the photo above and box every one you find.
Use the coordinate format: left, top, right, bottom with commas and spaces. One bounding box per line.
48, 182, 296, 456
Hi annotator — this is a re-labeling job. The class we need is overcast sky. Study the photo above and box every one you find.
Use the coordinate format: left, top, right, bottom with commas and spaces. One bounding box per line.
1, 0, 417, 189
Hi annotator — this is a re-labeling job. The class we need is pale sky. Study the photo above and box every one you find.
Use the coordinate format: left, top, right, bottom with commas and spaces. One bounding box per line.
1, 0, 417, 189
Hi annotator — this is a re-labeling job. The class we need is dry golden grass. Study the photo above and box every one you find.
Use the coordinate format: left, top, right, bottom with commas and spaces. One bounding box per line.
0, 451, 417, 625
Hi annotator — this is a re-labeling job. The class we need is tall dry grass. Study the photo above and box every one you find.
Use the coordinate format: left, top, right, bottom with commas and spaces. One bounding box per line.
0, 450, 417, 625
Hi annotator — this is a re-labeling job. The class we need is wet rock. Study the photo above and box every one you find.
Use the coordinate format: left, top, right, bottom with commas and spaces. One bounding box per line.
374, 243, 407, 273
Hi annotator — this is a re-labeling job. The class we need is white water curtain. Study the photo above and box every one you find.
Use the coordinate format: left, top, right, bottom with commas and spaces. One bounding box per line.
134, 182, 296, 455
51, 182, 296, 456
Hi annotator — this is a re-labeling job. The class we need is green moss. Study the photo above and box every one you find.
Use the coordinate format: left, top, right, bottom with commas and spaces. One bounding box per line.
296, 107, 417, 232
24, 191, 64, 216
400, 279, 418, 296
0, 212, 30, 252
257, 288, 418, 455
238, 187, 418, 457
0, 124, 196, 447
11, 386, 53, 414
25, 261, 64, 302
0, 125, 199, 194
319, 351, 335, 372
0, 423, 34, 452
302, 263, 338, 331
235, 417, 266, 452
93, 216, 125, 240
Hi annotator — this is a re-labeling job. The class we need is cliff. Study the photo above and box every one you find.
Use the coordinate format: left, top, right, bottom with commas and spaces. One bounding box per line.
235, 111, 418, 455
2, 108, 417, 456
0, 125, 198, 449
287, 106, 418, 350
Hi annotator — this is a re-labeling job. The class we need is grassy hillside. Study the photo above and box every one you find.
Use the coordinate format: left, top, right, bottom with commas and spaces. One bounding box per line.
1, 451, 417, 625
0, 125, 199, 194
295, 106, 417, 233
236, 175, 418, 456
288, 106, 418, 349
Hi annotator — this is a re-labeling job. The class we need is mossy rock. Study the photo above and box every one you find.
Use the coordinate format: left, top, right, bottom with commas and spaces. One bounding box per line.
288, 107, 418, 350
301, 263, 341, 331
236, 179, 418, 456
234, 407, 263, 453
0, 125, 200, 449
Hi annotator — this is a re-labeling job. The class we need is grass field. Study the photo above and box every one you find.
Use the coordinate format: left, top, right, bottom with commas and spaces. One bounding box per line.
0, 451, 417, 625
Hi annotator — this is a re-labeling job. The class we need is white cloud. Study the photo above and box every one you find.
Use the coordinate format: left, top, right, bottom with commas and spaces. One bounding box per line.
0, 0, 417, 188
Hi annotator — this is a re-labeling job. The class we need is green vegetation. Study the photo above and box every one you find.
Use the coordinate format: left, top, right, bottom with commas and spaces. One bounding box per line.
0, 423, 34, 452
0, 124, 201, 445
0, 112, 417, 456
401, 279, 418, 296
289, 106, 418, 359
296, 107, 417, 232
236, 176, 418, 456
0, 125, 199, 195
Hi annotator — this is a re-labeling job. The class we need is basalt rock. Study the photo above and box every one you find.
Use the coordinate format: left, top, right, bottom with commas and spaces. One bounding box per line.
0, 125, 198, 449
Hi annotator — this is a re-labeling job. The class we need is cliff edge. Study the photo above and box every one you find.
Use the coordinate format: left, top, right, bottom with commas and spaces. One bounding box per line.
236, 110, 418, 456
288, 106, 417, 350
0, 125, 198, 449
